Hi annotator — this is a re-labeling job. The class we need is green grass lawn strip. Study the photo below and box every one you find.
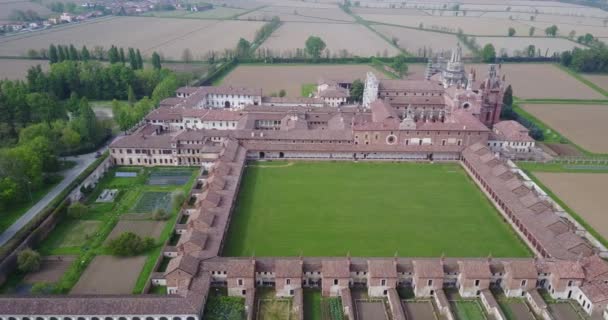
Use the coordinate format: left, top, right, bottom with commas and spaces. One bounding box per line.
301, 83, 316, 97
304, 289, 322, 320
223, 162, 531, 257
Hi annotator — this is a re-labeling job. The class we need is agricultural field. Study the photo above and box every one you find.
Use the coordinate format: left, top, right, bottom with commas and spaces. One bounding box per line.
71, 255, 147, 294
521, 104, 608, 153
0, 17, 264, 60
239, 5, 354, 23
259, 22, 400, 58
0, 0, 52, 23
450, 300, 486, 320
220, 64, 380, 97
143, 7, 246, 19
534, 172, 608, 241
582, 74, 608, 92
2, 166, 197, 295
358, 14, 531, 36
222, 161, 531, 257
0, 59, 49, 80
371, 25, 470, 56
475, 36, 581, 56
470, 64, 604, 100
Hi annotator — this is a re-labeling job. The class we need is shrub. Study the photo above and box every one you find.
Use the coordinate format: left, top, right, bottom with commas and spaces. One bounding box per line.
67, 202, 88, 218
30, 282, 56, 294
17, 248, 41, 273
107, 232, 155, 256
153, 208, 171, 221
171, 190, 186, 209
203, 295, 245, 320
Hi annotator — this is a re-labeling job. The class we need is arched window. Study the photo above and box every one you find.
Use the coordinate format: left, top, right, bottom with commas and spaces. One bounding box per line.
23, 317, 31, 320
173, 317, 181, 320
133, 317, 141, 320
119, 317, 127, 320
146, 317, 154, 320
186, 317, 195, 320
77, 317, 86, 320
160, 317, 168, 320
105, 317, 113, 320
36, 317, 44, 320
64, 317, 72, 320
50, 317, 58, 320
92, 317, 100, 320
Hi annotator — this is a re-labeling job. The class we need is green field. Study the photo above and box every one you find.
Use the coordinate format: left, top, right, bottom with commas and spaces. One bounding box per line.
222, 162, 531, 257
451, 301, 487, 320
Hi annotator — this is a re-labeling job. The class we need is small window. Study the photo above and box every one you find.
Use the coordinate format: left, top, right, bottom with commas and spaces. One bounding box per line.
475, 280, 480, 286
286, 279, 291, 285
334, 279, 339, 285
427, 279, 433, 286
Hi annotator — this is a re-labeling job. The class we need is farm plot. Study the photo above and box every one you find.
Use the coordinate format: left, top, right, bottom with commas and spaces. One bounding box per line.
534, 172, 608, 241
147, 169, 194, 185
357, 15, 530, 36
257, 299, 292, 320
548, 302, 585, 320
582, 74, 608, 92
132, 191, 172, 213
0, 59, 49, 80
527, 20, 608, 38
239, 5, 354, 23
475, 36, 581, 57
0, 17, 263, 60
352, 7, 426, 16
469, 64, 604, 100
104, 221, 166, 244
71, 255, 147, 294
356, 301, 388, 320
185, 7, 246, 19
23, 256, 75, 284
260, 22, 400, 58
521, 104, 608, 153
372, 25, 470, 57
39, 220, 102, 252
221, 64, 380, 97
402, 301, 438, 320
451, 300, 487, 320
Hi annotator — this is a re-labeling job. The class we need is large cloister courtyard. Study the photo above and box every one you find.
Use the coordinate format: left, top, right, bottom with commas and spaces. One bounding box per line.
222, 161, 531, 257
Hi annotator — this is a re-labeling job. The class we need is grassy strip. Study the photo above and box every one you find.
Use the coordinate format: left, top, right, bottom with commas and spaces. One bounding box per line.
0, 175, 62, 234
518, 98, 608, 104
556, 64, 608, 98
230, 5, 267, 19
520, 167, 608, 250
370, 62, 399, 79
518, 162, 608, 173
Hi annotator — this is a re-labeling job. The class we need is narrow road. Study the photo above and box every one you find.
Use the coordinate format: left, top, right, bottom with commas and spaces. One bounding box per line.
0, 151, 101, 247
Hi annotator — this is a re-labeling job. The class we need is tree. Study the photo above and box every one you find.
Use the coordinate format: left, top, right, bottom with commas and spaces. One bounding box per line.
526, 45, 536, 57
391, 54, 408, 78
560, 51, 573, 67
481, 44, 496, 63
128, 48, 138, 69
17, 248, 41, 273
305, 36, 326, 60
152, 208, 170, 221
57, 45, 66, 62
49, 44, 58, 64
151, 52, 162, 70
119, 47, 126, 64
108, 46, 120, 64
503, 85, 513, 107
67, 202, 88, 218
182, 48, 193, 62
107, 232, 155, 256
350, 79, 364, 102
508, 27, 516, 37
545, 25, 558, 37
68, 44, 79, 61
278, 89, 286, 97
81, 45, 90, 61
127, 85, 136, 105
529, 27, 535, 36
172, 190, 186, 209
236, 38, 251, 58
136, 49, 143, 69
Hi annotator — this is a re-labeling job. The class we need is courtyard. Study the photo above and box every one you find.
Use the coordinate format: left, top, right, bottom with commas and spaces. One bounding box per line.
223, 161, 531, 257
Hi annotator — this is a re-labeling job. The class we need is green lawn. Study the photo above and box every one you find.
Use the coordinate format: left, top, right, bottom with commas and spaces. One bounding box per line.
223, 162, 531, 257
304, 289, 321, 320
451, 301, 487, 320
301, 83, 317, 97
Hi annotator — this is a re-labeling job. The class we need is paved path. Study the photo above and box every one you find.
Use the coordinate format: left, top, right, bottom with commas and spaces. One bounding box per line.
0, 151, 101, 247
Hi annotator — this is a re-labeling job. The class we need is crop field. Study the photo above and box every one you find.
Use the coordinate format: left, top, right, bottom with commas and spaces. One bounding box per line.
260, 22, 400, 57
222, 162, 531, 257
372, 25, 470, 56
528, 20, 608, 38
143, 7, 246, 19
534, 172, 608, 241
475, 37, 581, 56
239, 5, 354, 23
521, 104, 608, 153
132, 191, 172, 213
470, 64, 604, 100
451, 301, 486, 320
220, 64, 380, 97
40, 220, 102, 251
0, 17, 264, 60
582, 74, 608, 91
358, 15, 531, 36
0, 59, 49, 80
71, 256, 147, 294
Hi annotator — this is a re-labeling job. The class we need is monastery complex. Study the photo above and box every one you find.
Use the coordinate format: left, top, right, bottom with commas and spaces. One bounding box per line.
2, 50, 607, 320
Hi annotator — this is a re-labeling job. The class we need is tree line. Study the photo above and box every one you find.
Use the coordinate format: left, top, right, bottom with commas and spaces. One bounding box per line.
560, 43, 608, 73
0, 53, 179, 211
